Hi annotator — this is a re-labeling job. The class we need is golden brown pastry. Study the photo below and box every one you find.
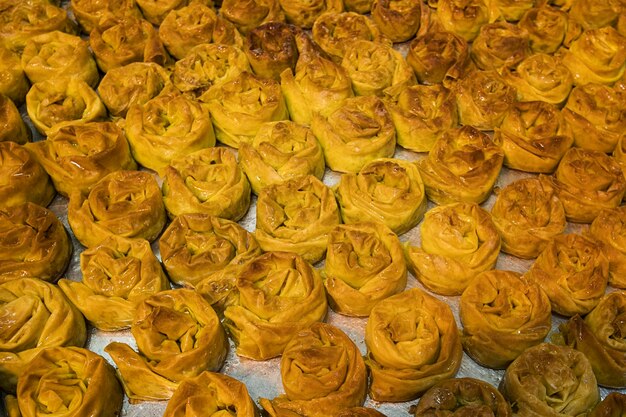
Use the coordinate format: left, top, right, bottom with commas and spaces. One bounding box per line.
338, 408, 386, 417
164, 372, 260, 417
220, 0, 284, 35
70, 0, 143, 33
470, 22, 531, 70
260, 323, 367, 417
0, 203, 71, 283
136, 0, 213, 25
278, 0, 343, 29
124, 92, 215, 175
365, 288, 463, 402
412, 378, 512, 417
418, 126, 503, 204
58, 237, 170, 331
370, 0, 428, 43
589, 393, 626, 417
489, 0, 536, 21
255, 175, 340, 264
460, 270, 551, 369
322, 222, 407, 317
26, 78, 106, 137
89, 16, 169, 73
25, 122, 137, 197
589, 207, 626, 288
223, 251, 328, 360
203, 71, 289, 148
67, 170, 166, 248
433, 0, 491, 41
499, 343, 599, 417
569, 0, 622, 29
614, 134, 626, 177
519, 5, 579, 54
335, 158, 426, 235
311, 95, 396, 173
494, 101, 573, 173
0, 45, 29, 106
159, 1, 244, 59
13, 347, 122, 417
406, 30, 473, 86
562, 83, 626, 153
406, 202, 501, 296
524, 233, 608, 316
105, 289, 228, 401
383, 84, 458, 152
0, 95, 30, 145
491, 177, 566, 258
239, 121, 325, 194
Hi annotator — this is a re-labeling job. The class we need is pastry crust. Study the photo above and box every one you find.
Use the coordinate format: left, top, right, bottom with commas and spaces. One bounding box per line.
371, 0, 428, 43
589, 206, 626, 288
220, 0, 284, 34
471, 22, 531, 70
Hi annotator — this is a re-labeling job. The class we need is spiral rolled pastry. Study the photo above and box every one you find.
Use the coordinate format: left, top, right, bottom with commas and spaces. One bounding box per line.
569, 0, 622, 30
25, 122, 137, 197
221, 0, 284, 35
322, 222, 406, 317
224, 251, 328, 360
136, 0, 213, 25
491, 177, 566, 259
384, 84, 458, 152
336, 159, 426, 235
255, 175, 340, 264
105, 289, 228, 401
365, 288, 462, 402
494, 101, 573, 173
0, 203, 71, 283
173, 44, 250, 99
545, 148, 626, 223
524, 233, 608, 316
418, 126, 503, 205
67, 170, 166, 248
260, 323, 367, 417
0, 45, 29, 106
159, 2, 244, 59
470, 22, 530, 70
70, 0, 143, 33
278, 0, 343, 29
500, 343, 599, 417
13, 347, 122, 417
203, 71, 289, 148
0, 142, 54, 210
311, 12, 389, 64
560, 27, 626, 86
434, 0, 491, 41
0, 96, 31, 144
589, 207, 626, 288
371, 0, 428, 43
406, 202, 500, 296
21, 31, 99, 87
311, 95, 395, 173
280, 52, 354, 125
26, 78, 106, 137
490, 0, 535, 21
89, 16, 169, 73
162, 147, 251, 221
406, 30, 472, 86
412, 378, 512, 417
589, 393, 626, 417
125, 92, 215, 175
164, 372, 260, 417
239, 121, 325, 195
519, 6, 577, 54
58, 237, 170, 331
563, 83, 626, 153
561, 291, 626, 388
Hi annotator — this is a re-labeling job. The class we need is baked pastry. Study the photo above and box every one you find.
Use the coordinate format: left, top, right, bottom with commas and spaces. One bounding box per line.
470, 22, 530, 70
406, 202, 501, 296
223, 251, 328, 360
136, 0, 214, 25
0, 203, 71, 283
323, 222, 407, 317
67, 170, 166, 248
21, 31, 99, 87
278, 0, 343, 29
255, 175, 340, 264
260, 323, 367, 417
433, 0, 491, 41
519, 5, 578, 54
561, 291, 626, 388
105, 289, 228, 401
0, 142, 54, 209
70, 0, 143, 33
58, 237, 170, 331
371, 0, 428, 43
499, 343, 599, 417
489, 0, 535, 21
0, 45, 29, 106
159, 2, 244, 59
365, 288, 462, 402
26, 77, 106, 136
418, 126, 503, 204
239, 121, 325, 194
569, 0, 622, 29
412, 378, 512, 417
164, 372, 260, 417
125, 92, 215, 175
335, 158, 426, 234
203, 71, 289, 148
589, 393, 626, 417
524, 233, 608, 316
311, 95, 396, 173
0, 95, 30, 145
342, 0, 374, 13
220, 0, 284, 34
338, 408, 386, 417
0, 278, 86, 392
384, 84, 458, 152
589, 206, 626, 288
494, 101, 573, 173
25, 122, 137, 197
13, 347, 122, 417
